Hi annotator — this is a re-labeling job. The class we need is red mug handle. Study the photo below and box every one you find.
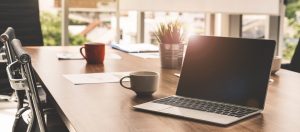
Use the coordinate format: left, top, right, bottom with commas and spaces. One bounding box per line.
79, 47, 87, 59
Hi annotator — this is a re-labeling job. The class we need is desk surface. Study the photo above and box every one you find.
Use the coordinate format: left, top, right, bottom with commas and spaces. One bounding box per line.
26, 46, 300, 132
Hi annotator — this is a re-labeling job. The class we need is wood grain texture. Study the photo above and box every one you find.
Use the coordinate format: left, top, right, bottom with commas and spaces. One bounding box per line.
25, 46, 300, 132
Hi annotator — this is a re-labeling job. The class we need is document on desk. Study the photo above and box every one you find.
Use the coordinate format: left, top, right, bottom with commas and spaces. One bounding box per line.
57, 52, 84, 60
57, 52, 122, 60
111, 43, 159, 53
64, 72, 130, 85
130, 53, 160, 59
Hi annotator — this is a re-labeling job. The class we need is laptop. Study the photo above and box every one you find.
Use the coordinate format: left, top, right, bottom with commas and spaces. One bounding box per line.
134, 36, 275, 125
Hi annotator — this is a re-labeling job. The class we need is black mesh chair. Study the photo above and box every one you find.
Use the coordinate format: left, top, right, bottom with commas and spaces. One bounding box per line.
0, 0, 43, 46
282, 39, 300, 73
7, 39, 68, 132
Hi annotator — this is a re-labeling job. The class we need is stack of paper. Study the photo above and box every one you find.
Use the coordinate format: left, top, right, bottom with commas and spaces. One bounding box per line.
111, 43, 159, 53
64, 72, 130, 85
130, 53, 160, 59
57, 52, 122, 60
57, 52, 84, 60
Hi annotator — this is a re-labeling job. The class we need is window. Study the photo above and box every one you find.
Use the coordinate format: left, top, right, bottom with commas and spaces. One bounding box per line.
282, 0, 300, 62
39, 0, 117, 46
242, 15, 267, 39
119, 11, 206, 44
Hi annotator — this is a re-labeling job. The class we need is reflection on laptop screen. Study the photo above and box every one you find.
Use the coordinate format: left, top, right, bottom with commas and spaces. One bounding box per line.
176, 36, 275, 109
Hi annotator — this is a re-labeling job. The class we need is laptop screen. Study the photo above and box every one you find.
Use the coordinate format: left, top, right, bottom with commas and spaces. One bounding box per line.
176, 36, 275, 109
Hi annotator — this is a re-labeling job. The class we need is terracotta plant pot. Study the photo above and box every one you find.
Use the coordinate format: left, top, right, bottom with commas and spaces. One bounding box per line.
159, 43, 184, 69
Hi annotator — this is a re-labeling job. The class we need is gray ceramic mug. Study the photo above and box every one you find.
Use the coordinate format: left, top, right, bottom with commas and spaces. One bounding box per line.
120, 71, 158, 96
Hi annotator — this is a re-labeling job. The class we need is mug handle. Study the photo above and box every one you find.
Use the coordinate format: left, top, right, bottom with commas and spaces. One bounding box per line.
120, 76, 131, 89
79, 47, 87, 59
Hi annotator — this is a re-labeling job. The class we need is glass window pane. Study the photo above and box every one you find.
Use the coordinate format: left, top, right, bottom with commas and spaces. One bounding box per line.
242, 15, 267, 39
67, 1, 116, 45
39, 0, 62, 46
282, 1, 300, 62
39, 1, 206, 46
143, 12, 206, 44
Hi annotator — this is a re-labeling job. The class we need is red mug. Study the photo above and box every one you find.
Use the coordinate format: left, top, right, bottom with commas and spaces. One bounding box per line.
80, 43, 105, 64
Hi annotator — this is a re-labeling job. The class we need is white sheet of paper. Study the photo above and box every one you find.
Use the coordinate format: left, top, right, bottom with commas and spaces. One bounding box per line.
57, 52, 83, 60
130, 53, 160, 59
111, 43, 159, 53
57, 52, 122, 60
64, 72, 130, 85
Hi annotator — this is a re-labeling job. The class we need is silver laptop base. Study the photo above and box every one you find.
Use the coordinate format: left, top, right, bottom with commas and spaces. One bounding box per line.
134, 95, 261, 125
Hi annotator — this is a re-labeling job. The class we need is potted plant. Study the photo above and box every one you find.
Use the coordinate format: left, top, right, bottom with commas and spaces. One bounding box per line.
154, 21, 185, 69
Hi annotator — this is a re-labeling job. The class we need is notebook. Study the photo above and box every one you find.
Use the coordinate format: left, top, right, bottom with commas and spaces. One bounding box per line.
134, 36, 275, 125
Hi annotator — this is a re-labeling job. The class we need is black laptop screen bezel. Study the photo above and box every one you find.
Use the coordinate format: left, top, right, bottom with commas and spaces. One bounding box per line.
176, 36, 275, 109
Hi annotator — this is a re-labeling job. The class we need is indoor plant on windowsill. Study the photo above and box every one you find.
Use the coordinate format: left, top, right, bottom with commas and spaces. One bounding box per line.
154, 21, 185, 69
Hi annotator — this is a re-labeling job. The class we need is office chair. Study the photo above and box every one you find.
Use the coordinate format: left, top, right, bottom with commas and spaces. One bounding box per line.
1, 27, 40, 131
8, 39, 68, 132
281, 39, 300, 73
0, 0, 44, 46
1, 27, 26, 108
1, 28, 29, 131
0, 27, 18, 102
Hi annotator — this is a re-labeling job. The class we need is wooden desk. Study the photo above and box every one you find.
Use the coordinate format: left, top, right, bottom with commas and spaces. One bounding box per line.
26, 46, 300, 132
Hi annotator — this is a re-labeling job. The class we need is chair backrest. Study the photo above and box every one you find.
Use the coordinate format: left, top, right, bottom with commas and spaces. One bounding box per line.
0, 0, 43, 46
0, 27, 16, 64
10, 39, 47, 132
1, 27, 27, 120
289, 39, 300, 73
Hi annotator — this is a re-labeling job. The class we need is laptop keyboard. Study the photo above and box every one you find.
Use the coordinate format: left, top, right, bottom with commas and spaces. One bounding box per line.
153, 96, 258, 118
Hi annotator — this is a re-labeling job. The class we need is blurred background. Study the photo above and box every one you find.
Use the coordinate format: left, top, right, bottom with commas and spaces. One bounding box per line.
39, 0, 300, 62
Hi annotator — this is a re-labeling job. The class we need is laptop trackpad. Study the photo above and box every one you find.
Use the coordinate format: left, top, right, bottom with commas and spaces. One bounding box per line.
160, 107, 238, 125
134, 102, 172, 111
